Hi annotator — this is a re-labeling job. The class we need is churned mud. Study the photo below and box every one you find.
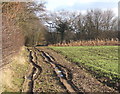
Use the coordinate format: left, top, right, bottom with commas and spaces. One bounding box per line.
21, 47, 118, 93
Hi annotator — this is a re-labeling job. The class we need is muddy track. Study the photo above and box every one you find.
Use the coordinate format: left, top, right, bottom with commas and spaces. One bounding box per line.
22, 48, 42, 93
22, 47, 118, 93
35, 48, 84, 93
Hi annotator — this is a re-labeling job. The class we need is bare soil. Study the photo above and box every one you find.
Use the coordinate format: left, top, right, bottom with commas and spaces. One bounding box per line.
35, 47, 118, 93
24, 47, 67, 93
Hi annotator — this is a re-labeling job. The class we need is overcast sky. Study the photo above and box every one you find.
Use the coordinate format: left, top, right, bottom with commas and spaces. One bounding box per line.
44, 0, 119, 16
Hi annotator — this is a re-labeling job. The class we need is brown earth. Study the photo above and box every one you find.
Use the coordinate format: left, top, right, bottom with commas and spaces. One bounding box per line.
24, 47, 118, 93
23, 47, 67, 93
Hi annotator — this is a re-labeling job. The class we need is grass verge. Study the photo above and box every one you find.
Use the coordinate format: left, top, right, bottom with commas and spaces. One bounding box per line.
0, 46, 30, 93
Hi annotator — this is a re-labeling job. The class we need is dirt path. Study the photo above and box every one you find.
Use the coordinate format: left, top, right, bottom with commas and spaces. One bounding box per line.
22, 47, 67, 93
22, 47, 118, 93
40, 50, 82, 93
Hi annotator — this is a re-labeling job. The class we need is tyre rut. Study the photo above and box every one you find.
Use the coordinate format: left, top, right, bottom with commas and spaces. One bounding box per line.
22, 48, 42, 93
35, 48, 84, 93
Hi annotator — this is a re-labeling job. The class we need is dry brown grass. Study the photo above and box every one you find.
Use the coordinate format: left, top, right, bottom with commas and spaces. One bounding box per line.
0, 46, 30, 93
49, 39, 119, 47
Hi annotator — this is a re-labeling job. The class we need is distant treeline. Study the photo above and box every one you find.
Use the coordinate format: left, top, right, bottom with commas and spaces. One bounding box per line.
44, 10, 118, 45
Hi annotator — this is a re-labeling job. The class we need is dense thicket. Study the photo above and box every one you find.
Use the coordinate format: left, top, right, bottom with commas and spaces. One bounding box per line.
2, 2, 25, 66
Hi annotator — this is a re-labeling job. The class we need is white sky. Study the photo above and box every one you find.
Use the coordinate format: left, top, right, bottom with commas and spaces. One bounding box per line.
43, 0, 119, 16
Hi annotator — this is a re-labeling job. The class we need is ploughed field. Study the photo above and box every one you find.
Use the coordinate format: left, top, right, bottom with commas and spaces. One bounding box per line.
50, 46, 120, 90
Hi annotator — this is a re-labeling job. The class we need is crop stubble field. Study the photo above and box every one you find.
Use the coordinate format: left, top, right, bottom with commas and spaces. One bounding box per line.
50, 46, 120, 87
